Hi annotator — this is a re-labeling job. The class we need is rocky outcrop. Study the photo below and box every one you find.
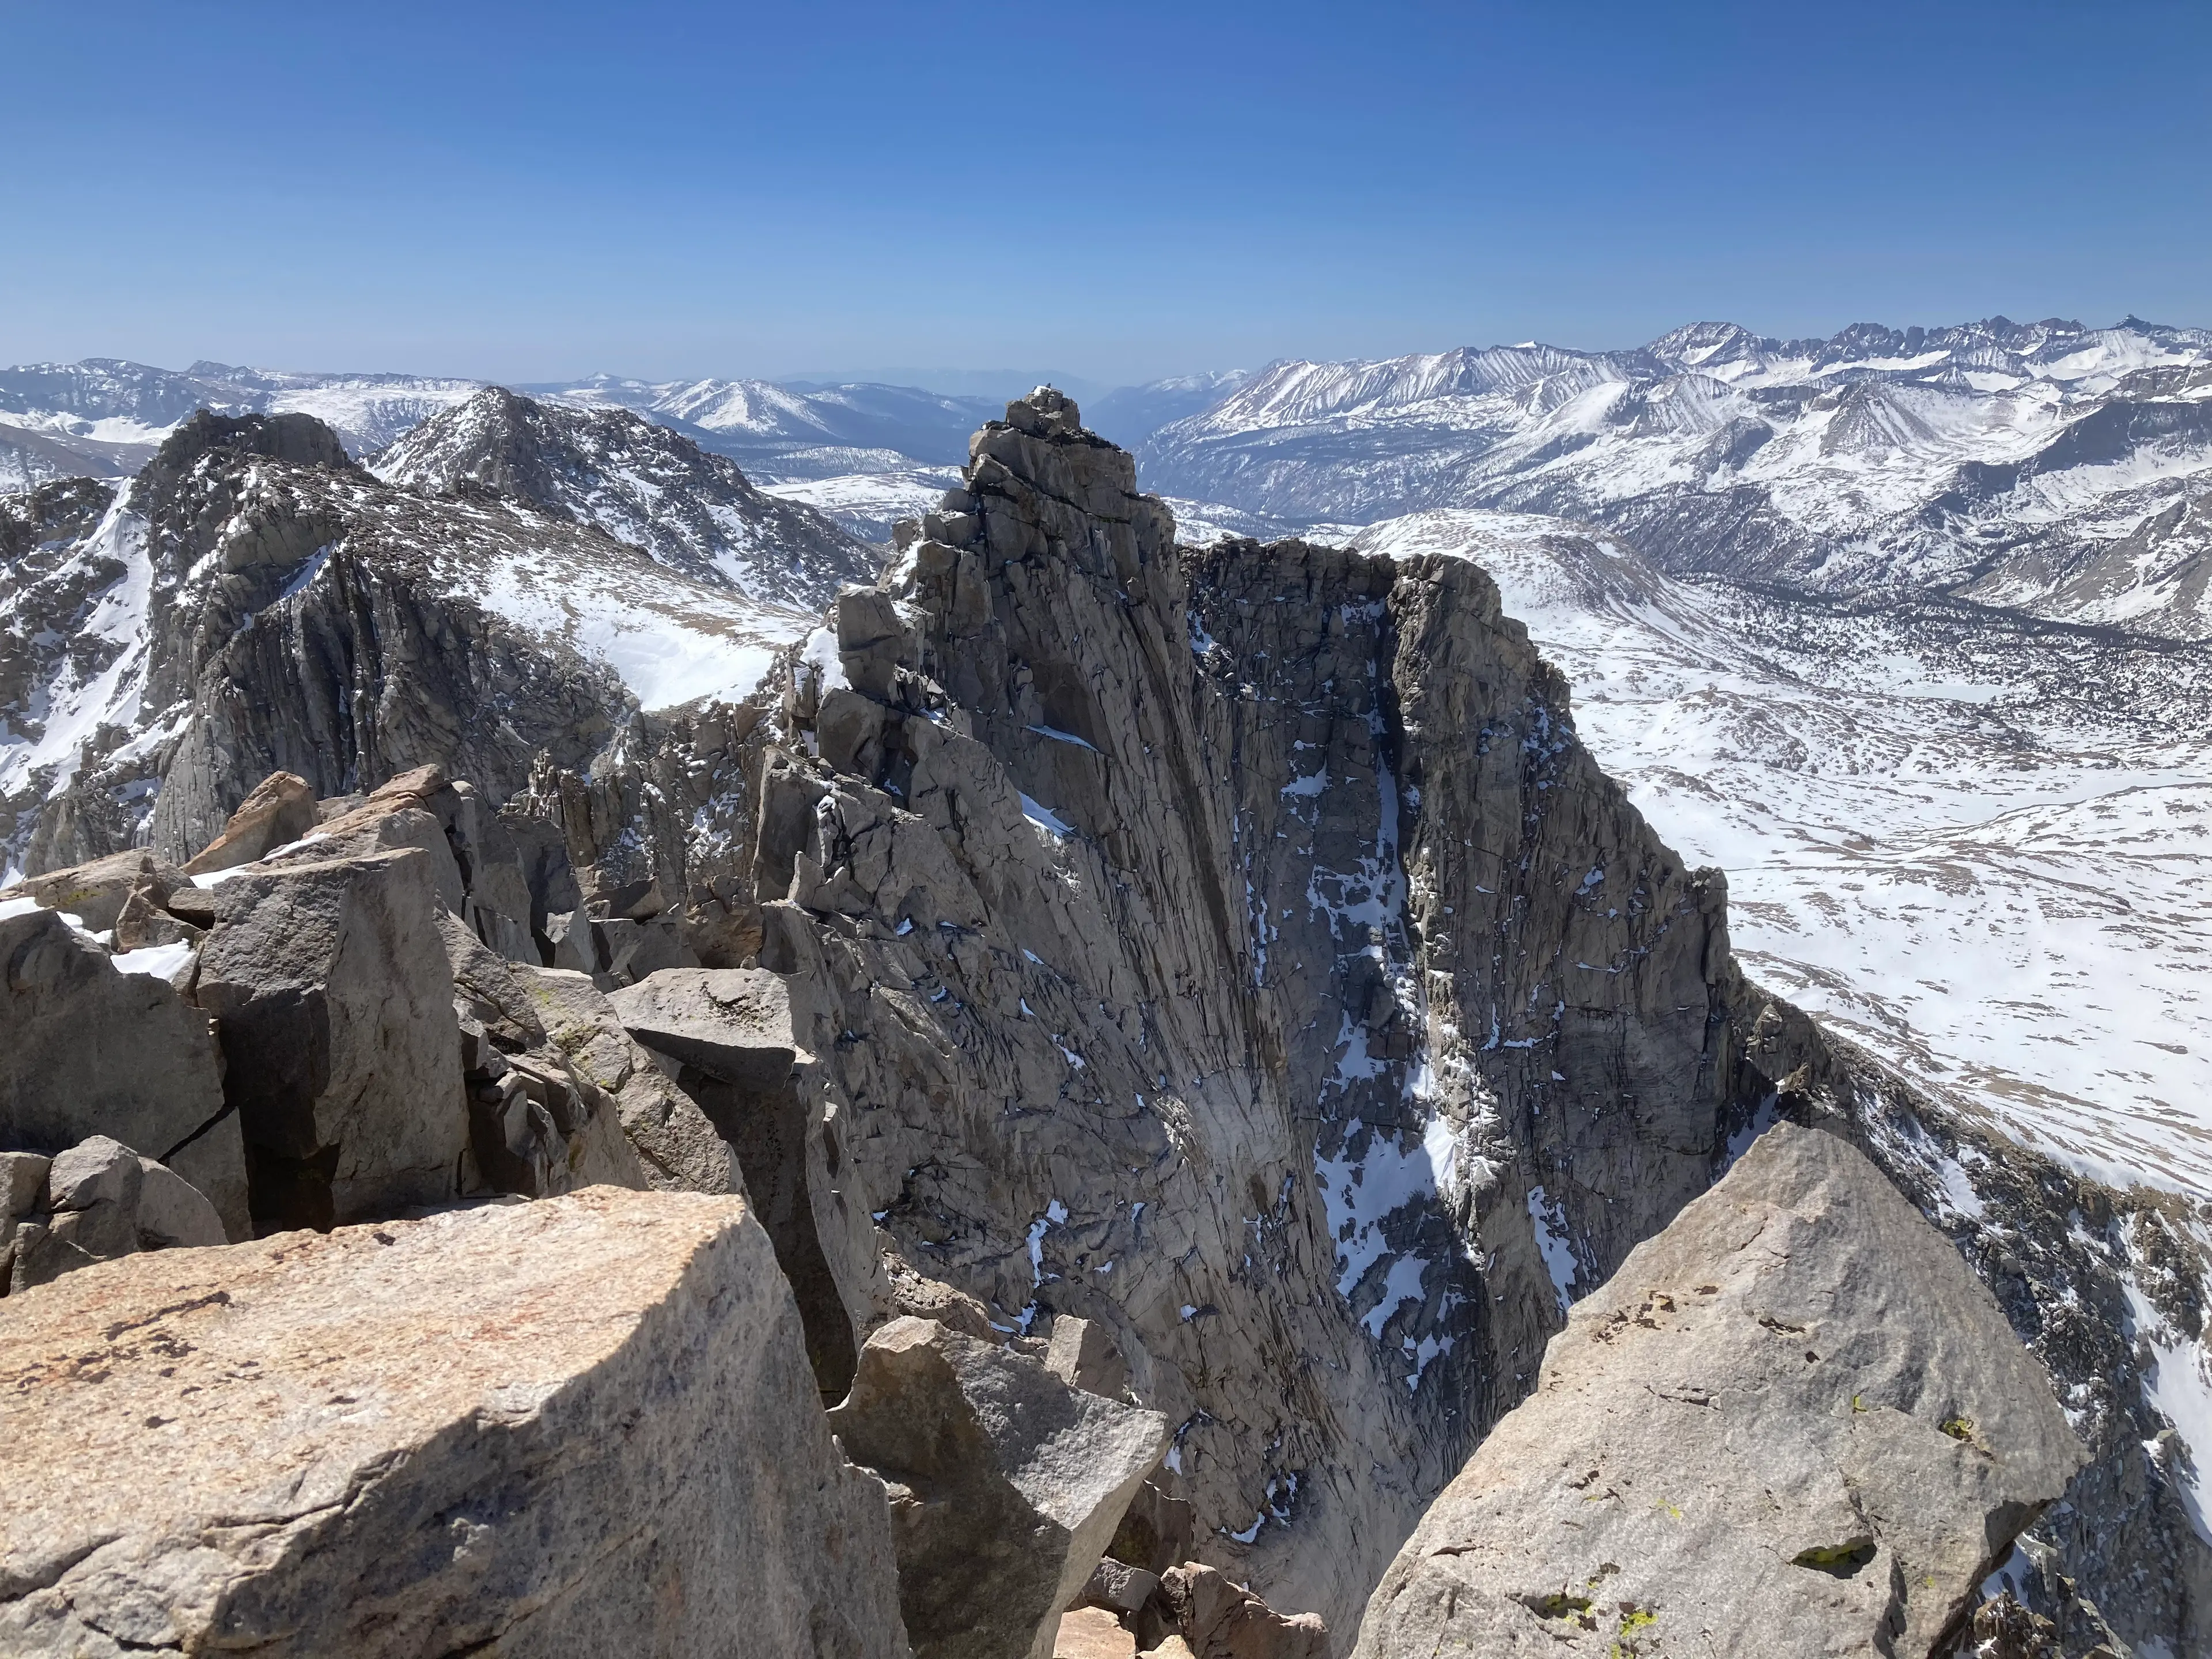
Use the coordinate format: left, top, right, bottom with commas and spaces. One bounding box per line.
1352, 1123, 2085, 1658
828, 1315, 1172, 1659
3, 1135, 227, 1291
703, 387, 1790, 1632
4, 408, 817, 878
609, 966, 857, 1395
189, 846, 469, 1230
0, 1187, 910, 1658
0, 898, 247, 1238
179, 768, 315, 874
514, 962, 744, 1194
1154, 1566, 1328, 1659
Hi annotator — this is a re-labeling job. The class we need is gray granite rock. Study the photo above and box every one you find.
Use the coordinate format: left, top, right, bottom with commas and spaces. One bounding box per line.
1351, 1123, 2086, 1659
830, 1315, 1170, 1659
190, 847, 464, 1230
0, 903, 245, 1238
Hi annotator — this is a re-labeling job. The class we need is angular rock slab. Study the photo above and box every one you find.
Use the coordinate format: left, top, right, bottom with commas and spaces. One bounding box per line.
0, 904, 247, 1239
829, 1315, 1171, 1659
1351, 1123, 2087, 1659
181, 769, 317, 875
0, 1188, 910, 1659
608, 967, 802, 1087
517, 964, 743, 1195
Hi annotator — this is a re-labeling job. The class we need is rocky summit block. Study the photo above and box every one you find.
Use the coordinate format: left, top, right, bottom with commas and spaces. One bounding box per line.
0, 1187, 909, 1659
190, 846, 465, 1231
1351, 1122, 2088, 1659
830, 1315, 1172, 1659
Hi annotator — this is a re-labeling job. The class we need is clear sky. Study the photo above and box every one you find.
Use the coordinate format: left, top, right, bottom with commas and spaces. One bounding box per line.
2, 0, 2206, 387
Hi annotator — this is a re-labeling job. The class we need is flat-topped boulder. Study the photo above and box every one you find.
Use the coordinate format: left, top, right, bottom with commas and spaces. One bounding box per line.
0, 1187, 910, 1658
608, 967, 801, 1087
1351, 1123, 2087, 1659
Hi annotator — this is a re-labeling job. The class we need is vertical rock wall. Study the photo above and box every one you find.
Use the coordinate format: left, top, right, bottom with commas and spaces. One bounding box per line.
749, 392, 1779, 1633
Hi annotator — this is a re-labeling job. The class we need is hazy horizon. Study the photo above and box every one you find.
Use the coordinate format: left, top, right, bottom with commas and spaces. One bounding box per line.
4, 1, 2207, 384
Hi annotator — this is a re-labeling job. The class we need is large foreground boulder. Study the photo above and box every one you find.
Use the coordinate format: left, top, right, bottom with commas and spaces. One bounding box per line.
0, 1187, 910, 1658
1351, 1123, 2087, 1659
0, 902, 247, 1238
828, 1315, 1171, 1659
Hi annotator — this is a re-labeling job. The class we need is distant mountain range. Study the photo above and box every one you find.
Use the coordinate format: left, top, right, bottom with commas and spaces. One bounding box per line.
1137, 315, 2212, 638
7, 315, 2211, 638
0, 359, 1017, 487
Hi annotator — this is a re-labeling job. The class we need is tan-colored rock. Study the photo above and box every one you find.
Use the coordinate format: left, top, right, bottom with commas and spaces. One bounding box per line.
1351, 1123, 2088, 1659
0, 1187, 910, 1658
1056, 1606, 1138, 1659
830, 1315, 1171, 1659
0, 847, 194, 932
1141, 1641, 1196, 1659
180, 769, 317, 874
191, 847, 464, 1229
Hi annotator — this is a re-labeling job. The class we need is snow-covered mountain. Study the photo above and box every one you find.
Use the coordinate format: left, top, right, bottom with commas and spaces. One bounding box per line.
0, 359, 485, 479
0, 355, 1014, 490
0, 408, 844, 879
1141, 317, 2212, 637
521, 374, 1001, 479
372, 388, 878, 607
1082, 368, 1252, 448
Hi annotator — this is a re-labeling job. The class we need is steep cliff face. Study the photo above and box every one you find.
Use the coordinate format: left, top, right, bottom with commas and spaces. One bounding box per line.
711, 390, 1779, 1634
735, 391, 2205, 1653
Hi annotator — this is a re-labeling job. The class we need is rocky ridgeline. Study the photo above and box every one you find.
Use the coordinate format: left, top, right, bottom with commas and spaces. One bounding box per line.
0, 389, 2204, 1656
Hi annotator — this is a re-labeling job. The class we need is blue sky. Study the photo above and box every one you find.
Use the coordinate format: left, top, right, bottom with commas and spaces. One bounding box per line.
2, 0, 2206, 385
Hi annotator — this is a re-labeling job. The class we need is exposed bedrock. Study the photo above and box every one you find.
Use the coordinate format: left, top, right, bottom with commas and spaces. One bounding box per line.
0, 1188, 910, 1659
1352, 1122, 2085, 1658
742, 387, 1779, 1635
609, 967, 860, 1397
743, 389, 2204, 1652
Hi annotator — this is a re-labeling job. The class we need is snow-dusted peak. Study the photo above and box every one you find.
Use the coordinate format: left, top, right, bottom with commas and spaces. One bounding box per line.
372, 387, 878, 609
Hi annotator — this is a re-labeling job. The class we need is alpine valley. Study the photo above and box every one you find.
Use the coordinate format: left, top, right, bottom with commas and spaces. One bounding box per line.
2, 319, 2209, 1659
